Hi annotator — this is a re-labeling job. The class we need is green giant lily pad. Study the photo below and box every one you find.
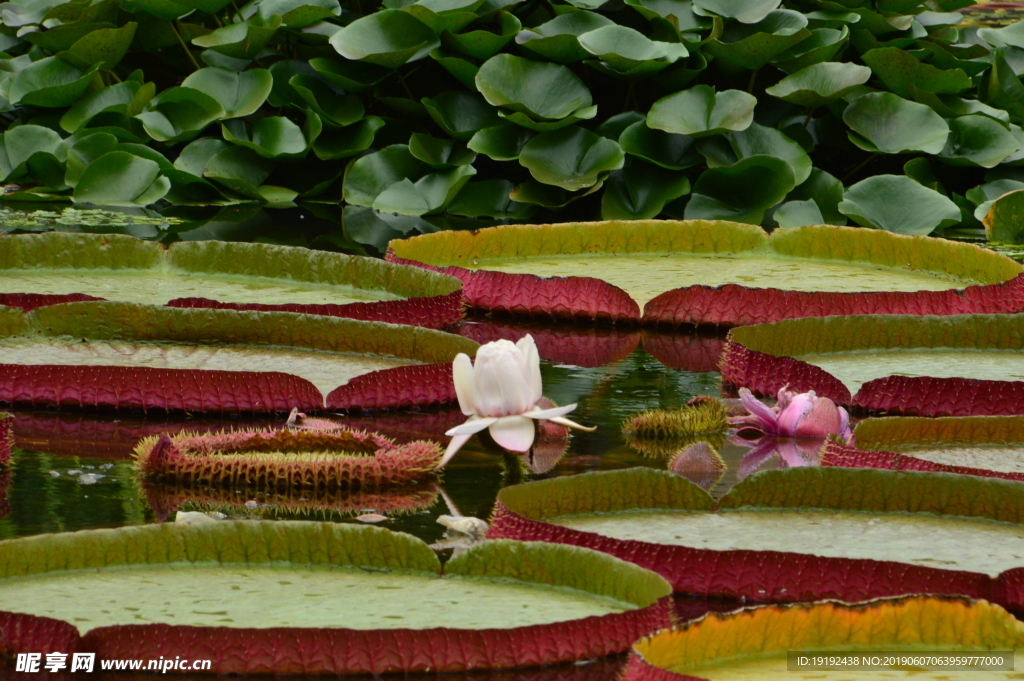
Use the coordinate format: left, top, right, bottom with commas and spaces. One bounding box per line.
722, 314, 1024, 416
387, 221, 1023, 325
0, 522, 671, 674
622, 597, 1024, 681
488, 466, 1024, 606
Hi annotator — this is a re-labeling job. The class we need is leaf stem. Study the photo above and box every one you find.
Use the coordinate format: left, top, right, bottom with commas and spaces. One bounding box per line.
172, 20, 202, 71
841, 152, 878, 183
746, 67, 759, 93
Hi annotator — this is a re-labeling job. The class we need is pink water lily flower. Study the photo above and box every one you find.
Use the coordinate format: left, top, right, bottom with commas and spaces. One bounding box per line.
440, 335, 594, 468
729, 386, 853, 441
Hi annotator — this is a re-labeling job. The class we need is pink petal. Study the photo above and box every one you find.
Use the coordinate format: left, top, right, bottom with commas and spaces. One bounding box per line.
488, 415, 536, 452
439, 433, 473, 469
776, 385, 793, 412
792, 396, 843, 438
452, 353, 476, 416
738, 388, 780, 434
776, 393, 815, 436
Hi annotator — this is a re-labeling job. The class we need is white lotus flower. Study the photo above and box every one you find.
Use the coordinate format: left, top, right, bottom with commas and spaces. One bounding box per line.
440, 335, 594, 468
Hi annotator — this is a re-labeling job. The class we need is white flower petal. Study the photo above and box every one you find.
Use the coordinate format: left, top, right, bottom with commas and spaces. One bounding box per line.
488, 415, 537, 452
524, 403, 579, 420
473, 341, 535, 416
438, 433, 473, 469
446, 416, 499, 437
521, 335, 543, 404
452, 353, 476, 416
546, 415, 597, 432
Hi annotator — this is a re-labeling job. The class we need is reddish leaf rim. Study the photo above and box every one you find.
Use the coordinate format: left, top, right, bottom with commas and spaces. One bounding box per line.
720, 314, 1024, 416
0, 523, 673, 673
387, 222, 1024, 326
487, 467, 1024, 610
0, 412, 11, 466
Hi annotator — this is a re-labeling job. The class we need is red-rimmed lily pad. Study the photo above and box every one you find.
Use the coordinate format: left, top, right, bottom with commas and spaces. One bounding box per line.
0, 232, 463, 330
0, 412, 10, 465
721, 313, 1024, 416
822, 415, 1024, 483
135, 426, 443, 489
387, 221, 1024, 325
488, 466, 1024, 609
621, 596, 1024, 681
0, 522, 673, 674
0, 302, 477, 413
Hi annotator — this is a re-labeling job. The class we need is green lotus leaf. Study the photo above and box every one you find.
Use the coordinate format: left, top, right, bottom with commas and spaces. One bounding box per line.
60, 80, 141, 133
421, 90, 500, 141
647, 85, 755, 138
394, 0, 483, 33
373, 165, 476, 215
685, 155, 795, 224
720, 122, 811, 185
861, 46, 972, 100
984, 189, 1024, 244
268, 59, 320, 109
120, 0, 191, 19
704, 10, 811, 71
978, 20, 1024, 50
0, 125, 65, 182
441, 11, 520, 60
64, 131, 119, 188
635, 598, 1024, 678
174, 137, 231, 177
425, 47, 477, 89
252, 0, 340, 28
784, 167, 845, 225
912, 90, 1011, 126
329, 10, 439, 69
498, 106, 597, 131
8, 56, 101, 108
203, 145, 274, 200
983, 49, 1024, 125
408, 133, 476, 168
601, 162, 690, 220
287, 73, 363, 127
771, 26, 849, 73
192, 15, 282, 60
618, 120, 700, 170
772, 198, 824, 228
72, 150, 170, 206
447, 179, 535, 218
508, 179, 604, 207
343, 144, 423, 207
466, 122, 535, 160
692, 0, 778, 24
764, 61, 871, 107
312, 117, 384, 160
843, 92, 950, 154
839, 174, 961, 235
309, 57, 391, 94
969, 178, 1024, 222
222, 112, 319, 159
24, 21, 112, 53
58, 22, 136, 72
597, 111, 644, 139
624, 0, 703, 29
518, 125, 624, 191
181, 67, 272, 120
136, 86, 226, 143
576, 25, 687, 72
515, 11, 615, 64
475, 54, 593, 123
938, 115, 1021, 168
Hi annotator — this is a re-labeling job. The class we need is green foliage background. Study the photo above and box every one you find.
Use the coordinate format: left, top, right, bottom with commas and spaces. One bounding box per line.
3, 0, 1024, 247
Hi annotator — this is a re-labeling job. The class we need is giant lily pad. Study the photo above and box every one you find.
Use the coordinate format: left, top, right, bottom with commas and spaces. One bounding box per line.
0, 232, 463, 329
721, 313, 1024, 416
0, 302, 476, 413
489, 466, 1024, 607
823, 415, 1024, 483
0, 522, 672, 673
0, 412, 10, 465
621, 597, 1024, 681
387, 221, 1024, 325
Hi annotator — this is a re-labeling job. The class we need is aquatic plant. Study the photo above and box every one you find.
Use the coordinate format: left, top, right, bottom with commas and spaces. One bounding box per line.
135, 426, 442, 489
730, 386, 851, 440
441, 334, 593, 467
0, 412, 11, 466
390, 222, 1024, 324
622, 597, 1024, 681
0, 522, 673, 674
489, 466, 1024, 609
667, 442, 726, 492
622, 397, 728, 440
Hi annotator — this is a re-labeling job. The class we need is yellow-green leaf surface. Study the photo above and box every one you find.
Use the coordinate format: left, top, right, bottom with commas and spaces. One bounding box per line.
634, 597, 1024, 680
730, 314, 1024, 394
504, 467, 1024, 576
390, 222, 1019, 308
852, 416, 1024, 474
0, 523, 666, 634
0, 233, 460, 306
0, 303, 477, 396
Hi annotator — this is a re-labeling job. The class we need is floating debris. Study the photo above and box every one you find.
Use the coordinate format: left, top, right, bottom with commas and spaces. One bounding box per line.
174, 511, 222, 524
77, 473, 104, 485
355, 513, 389, 523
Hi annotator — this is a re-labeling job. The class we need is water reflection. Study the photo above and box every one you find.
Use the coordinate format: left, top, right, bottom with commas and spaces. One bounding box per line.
730, 435, 826, 480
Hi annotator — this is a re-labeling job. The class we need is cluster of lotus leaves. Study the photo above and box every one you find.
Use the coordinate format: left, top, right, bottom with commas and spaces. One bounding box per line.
721, 313, 1024, 417
388, 220, 1024, 324
823, 415, 1024, 483
489, 466, 1024, 609
0, 522, 672, 675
